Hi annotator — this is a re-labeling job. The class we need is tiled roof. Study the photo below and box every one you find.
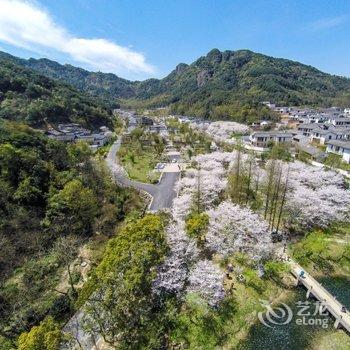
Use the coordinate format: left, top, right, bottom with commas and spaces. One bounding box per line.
327, 140, 350, 149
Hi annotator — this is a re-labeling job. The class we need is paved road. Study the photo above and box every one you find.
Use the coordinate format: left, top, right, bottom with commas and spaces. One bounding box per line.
106, 138, 179, 211
151, 171, 178, 210
62, 138, 180, 349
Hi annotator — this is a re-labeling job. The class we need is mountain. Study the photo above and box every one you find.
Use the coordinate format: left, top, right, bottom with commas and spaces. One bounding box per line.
2, 49, 350, 121
0, 51, 135, 103
132, 49, 350, 120
0, 55, 113, 128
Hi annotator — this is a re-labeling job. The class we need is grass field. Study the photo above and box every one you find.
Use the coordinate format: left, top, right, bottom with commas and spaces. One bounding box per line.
122, 150, 160, 183
118, 128, 165, 183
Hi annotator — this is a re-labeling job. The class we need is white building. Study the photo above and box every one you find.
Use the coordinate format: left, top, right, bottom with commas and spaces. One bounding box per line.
310, 129, 339, 145
326, 117, 350, 127
326, 140, 350, 163
249, 131, 293, 148
298, 124, 350, 145
262, 101, 276, 109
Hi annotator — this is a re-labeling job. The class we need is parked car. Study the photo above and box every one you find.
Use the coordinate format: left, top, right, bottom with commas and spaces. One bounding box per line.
155, 163, 165, 170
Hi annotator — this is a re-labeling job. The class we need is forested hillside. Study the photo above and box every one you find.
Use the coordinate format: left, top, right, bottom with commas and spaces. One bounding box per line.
130, 49, 350, 119
0, 57, 113, 128
0, 120, 141, 347
3, 49, 350, 121
0, 51, 135, 103
24, 58, 135, 102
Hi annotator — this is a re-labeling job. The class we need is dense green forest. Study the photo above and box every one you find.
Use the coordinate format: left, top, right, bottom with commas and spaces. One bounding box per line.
128, 49, 350, 119
0, 57, 113, 128
0, 119, 142, 347
3, 49, 350, 121
0, 51, 135, 103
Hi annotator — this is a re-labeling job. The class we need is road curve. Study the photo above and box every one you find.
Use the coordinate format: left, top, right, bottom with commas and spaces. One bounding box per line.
106, 138, 179, 211
61, 139, 179, 349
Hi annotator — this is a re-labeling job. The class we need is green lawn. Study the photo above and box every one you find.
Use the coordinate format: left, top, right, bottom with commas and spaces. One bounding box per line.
290, 223, 350, 275
117, 128, 165, 183
123, 151, 160, 183
118, 139, 163, 183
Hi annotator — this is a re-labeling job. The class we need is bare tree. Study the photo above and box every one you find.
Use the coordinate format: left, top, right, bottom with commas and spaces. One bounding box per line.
276, 165, 290, 234
264, 159, 276, 220
268, 163, 283, 231
53, 235, 81, 298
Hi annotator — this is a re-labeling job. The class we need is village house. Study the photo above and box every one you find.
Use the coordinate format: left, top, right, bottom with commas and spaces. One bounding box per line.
177, 115, 191, 123
274, 106, 290, 114
249, 131, 293, 148
250, 120, 271, 128
137, 116, 153, 126
297, 123, 350, 145
326, 140, 350, 163
326, 116, 350, 127
262, 101, 276, 109
46, 124, 112, 148
148, 124, 167, 133
310, 128, 339, 145
297, 123, 319, 136
295, 142, 325, 161
298, 113, 328, 124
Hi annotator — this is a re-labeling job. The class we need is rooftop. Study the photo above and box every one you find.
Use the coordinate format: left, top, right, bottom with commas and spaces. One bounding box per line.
252, 131, 293, 137
327, 140, 350, 149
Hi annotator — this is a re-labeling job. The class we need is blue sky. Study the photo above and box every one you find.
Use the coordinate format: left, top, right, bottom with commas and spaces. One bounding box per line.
0, 0, 349, 80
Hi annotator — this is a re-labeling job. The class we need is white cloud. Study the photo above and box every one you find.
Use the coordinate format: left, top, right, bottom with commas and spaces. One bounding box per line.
0, 0, 154, 76
310, 15, 348, 30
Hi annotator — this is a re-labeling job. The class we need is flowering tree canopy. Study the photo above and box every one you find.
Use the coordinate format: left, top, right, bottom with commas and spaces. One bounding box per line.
286, 161, 350, 228
205, 201, 272, 259
286, 183, 350, 228
191, 121, 250, 143
153, 222, 199, 296
173, 152, 236, 214
172, 193, 193, 221
288, 161, 344, 190
187, 260, 225, 307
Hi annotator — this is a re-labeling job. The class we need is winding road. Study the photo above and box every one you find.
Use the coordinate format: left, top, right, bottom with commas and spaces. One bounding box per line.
106, 137, 179, 211
62, 136, 181, 349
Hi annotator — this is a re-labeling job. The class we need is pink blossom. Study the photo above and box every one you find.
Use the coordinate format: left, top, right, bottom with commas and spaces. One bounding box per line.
153, 222, 199, 296
187, 260, 225, 306
205, 201, 272, 259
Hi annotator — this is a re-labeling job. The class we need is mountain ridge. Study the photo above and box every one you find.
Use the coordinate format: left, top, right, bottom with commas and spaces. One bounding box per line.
1, 49, 350, 120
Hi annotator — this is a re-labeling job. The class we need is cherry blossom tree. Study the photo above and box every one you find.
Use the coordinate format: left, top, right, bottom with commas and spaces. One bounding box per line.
288, 161, 344, 190
191, 121, 250, 144
173, 152, 236, 215
205, 201, 272, 259
258, 160, 350, 231
187, 260, 225, 307
286, 184, 350, 228
194, 151, 237, 168
172, 193, 193, 221
153, 222, 199, 296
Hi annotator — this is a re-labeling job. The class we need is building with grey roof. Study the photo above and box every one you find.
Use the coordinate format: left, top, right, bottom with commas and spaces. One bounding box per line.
326, 140, 350, 163
249, 131, 293, 148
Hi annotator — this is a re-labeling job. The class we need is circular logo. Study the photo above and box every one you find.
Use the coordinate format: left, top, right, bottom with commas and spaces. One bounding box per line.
258, 299, 293, 328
